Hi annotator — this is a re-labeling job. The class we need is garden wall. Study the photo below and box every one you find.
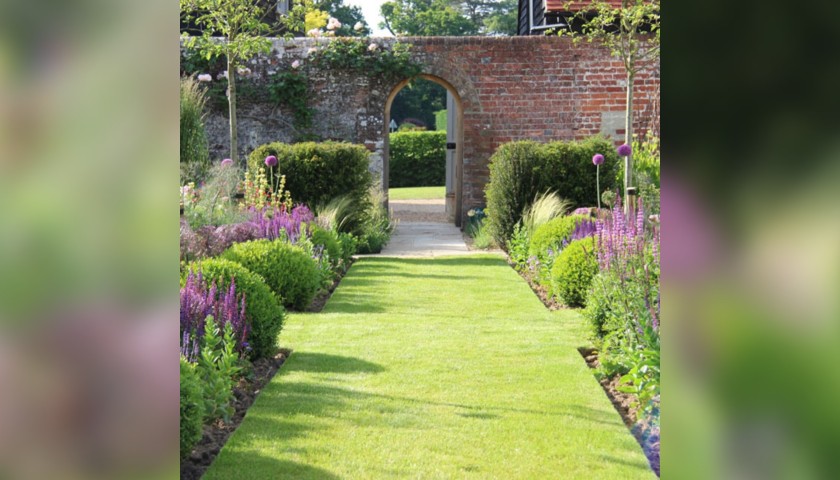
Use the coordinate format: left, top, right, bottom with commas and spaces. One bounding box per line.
183, 36, 659, 225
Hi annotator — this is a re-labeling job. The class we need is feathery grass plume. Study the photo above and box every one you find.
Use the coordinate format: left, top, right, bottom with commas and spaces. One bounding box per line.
522, 191, 572, 235
315, 194, 356, 233
180, 75, 210, 184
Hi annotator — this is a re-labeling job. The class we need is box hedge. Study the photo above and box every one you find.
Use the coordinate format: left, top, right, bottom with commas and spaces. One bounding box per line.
484, 137, 619, 245
221, 239, 321, 311
550, 237, 599, 308
248, 142, 373, 235
389, 131, 446, 187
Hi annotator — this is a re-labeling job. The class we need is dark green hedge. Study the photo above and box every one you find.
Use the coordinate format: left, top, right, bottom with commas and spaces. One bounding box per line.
248, 142, 373, 235
484, 137, 619, 245
389, 131, 446, 187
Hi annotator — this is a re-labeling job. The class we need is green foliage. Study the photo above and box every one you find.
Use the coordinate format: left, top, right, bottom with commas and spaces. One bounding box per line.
391, 78, 446, 131
550, 237, 598, 307
507, 222, 531, 270
528, 215, 588, 260
184, 258, 285, 359
389, 131, 446, 187
180, 357, 204, 459
310, 225, 342, 268
356, 187, 394, 254
180, 76, 211, 185
248, 142, 373, 236
559, 0, 660, 77
337, 232, 358, 263
311, 38, 421, 82
222, 239, 322, 311
521, 192, 572, 235
585, 247, 660, 411
181, 163, 249, 229
435, 109, 447, 131
268, 71, 314, 135
196, 316, 241, 422
466, 220, 496, 250
181, 0, 299, 162
380, 0, 478, 36
315, 0, 370, 36
484, 137, 619, 245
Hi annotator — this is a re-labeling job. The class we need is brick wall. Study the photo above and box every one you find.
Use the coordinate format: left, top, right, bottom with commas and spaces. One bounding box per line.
188, 35, 659, 225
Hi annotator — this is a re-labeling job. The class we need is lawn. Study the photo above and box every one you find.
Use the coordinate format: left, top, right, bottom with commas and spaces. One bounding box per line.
388, 186, 445, 200
204, 256, 653, 479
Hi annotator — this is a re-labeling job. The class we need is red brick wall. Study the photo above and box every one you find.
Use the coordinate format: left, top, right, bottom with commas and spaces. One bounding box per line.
194, 36, 659, 225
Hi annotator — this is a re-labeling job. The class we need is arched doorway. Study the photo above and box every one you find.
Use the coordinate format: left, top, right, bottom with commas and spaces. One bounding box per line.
383, 74, 464, 227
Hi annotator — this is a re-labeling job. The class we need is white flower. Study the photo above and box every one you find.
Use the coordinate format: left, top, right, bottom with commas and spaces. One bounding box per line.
308, 47, 318, 55
236, 67, 251, 76
291, 60, 301, 69
307, 28, 322, 38
197, 73, 212, 82
467, 209, 475, 217
326, 17, 342, 31
368, 43, 378, 52
217, 70, 228, 80
354, 21, 364, 32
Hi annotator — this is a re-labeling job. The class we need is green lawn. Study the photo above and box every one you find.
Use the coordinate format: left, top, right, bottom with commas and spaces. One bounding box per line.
204, 256, 653, 479
388, 186, 445, 200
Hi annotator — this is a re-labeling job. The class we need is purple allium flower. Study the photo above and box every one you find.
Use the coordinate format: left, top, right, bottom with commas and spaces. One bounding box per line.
617, 143, 632, 157
592, 153, 604, 165
265, 155, 278, 167
221, 158, 233, 167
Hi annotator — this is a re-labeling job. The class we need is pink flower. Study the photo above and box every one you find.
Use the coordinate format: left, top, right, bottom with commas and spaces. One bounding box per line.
307, 28, 322, 38
326, 17, 342, 31
265, 155, 278, 167
221, 158, 233, 167
291, 60, 301, 69
197, 73, 212, 82
592, 153, 604, 165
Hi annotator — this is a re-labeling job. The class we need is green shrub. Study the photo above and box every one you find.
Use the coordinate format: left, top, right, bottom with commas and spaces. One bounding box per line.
196, 316, 241, 422
484, 137, 619, 245
338, 232, 358, 264
222, 239, 321, 311
248, 142, 373, 235
583, 272, 619, 339
180, 76, 211, 185
356, 187, 394, 254
506, 223, 531, 270
180, 357, 204, 459
388, 131, 446, 187
529, 215, 588, 260
310, 225, 342, 268
183, 258, 285, 359
550, 237, 598, 307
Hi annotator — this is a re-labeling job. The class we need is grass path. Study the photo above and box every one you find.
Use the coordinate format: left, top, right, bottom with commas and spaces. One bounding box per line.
205, 256, 653, 479
388, 186, 445, 200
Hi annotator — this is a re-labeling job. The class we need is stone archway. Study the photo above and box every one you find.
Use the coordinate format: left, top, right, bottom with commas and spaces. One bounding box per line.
383, 74, 465, 227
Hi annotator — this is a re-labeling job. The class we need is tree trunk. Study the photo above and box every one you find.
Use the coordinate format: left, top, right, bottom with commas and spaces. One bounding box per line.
624, 69, 634, 215
227, 57, 238, 164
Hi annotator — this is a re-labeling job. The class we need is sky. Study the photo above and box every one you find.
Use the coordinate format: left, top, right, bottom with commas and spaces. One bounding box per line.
345, 0, 393, 37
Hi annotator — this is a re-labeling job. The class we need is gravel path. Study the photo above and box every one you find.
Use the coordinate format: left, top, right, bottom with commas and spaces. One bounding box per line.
389, 199, 448, 224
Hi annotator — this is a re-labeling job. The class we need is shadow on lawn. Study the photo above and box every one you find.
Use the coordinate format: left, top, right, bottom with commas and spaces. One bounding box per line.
208, 454, 343, 480
283, 352, 386, 375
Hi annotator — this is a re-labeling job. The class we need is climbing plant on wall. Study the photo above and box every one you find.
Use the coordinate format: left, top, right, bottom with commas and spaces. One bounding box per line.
311, 38, 421, 83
